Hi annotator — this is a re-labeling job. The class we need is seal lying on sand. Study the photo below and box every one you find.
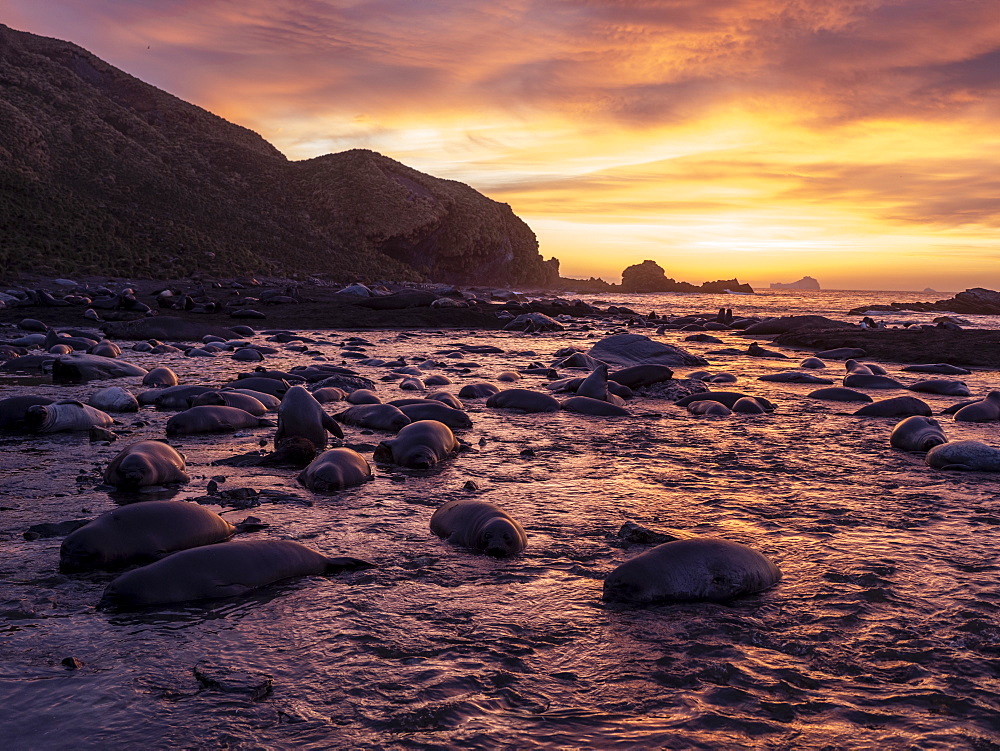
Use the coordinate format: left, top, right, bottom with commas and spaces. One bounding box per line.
486, 389, 560, 413
954, 392, 1000, 423
165, 405, 271, 435
373, 420, 459, 469
98, 539, 374, 610
103, 440, 189, 489
60, 500, 234, 572
889, 416, 947, 452
297, 448, 373, 492
430, 500, 527, 557
25, 400, 113, 432
602, 538, 782, 604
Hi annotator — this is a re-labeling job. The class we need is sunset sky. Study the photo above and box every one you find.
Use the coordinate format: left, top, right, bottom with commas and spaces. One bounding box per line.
5, 1, 999, 290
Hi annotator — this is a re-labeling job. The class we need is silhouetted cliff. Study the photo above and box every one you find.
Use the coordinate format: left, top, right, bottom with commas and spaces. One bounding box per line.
0, 24, 557, 285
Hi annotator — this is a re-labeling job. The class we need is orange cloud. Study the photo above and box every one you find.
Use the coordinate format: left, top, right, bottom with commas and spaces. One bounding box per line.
7, 0, 1000, 289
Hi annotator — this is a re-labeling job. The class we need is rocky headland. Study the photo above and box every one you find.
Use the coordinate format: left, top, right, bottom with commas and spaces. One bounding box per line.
0, 24, 557, 288
556, 260, 753, 294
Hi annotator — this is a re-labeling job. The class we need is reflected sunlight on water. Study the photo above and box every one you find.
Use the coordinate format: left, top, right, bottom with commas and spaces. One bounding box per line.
1, 293, 999, 748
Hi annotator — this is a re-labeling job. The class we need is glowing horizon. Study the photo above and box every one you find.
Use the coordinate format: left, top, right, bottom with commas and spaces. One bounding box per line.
5, 1, 999, 291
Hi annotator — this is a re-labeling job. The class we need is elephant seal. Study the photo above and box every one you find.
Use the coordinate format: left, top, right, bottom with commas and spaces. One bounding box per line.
297, 448, 373, 492
88, 340, 122, 358
853, 396, 932, 417
799, 357, 826, 369
955, 391, 1000, 422
901, 363, 971, 375
843, 373, 904, 389
890, 416, 947, 452
60, 500, 234, 572
758, 372, 832, 384
222, 377, 289, 398
193, 390, 269, 416
908, 380, 971, 397
688, 401, 732, 416
225, 388, 282, 411
608, 364, 673, 389
52, 354, 147, 383
98, 539, 374, 610
312, 387, 347, 403
486, 389, 560, 413
425, 374, 453, 386
25, 401, 114, 432
746, 342, 789, 358
561, 396, 629, 416
336, 404, 411, 432
166, 406, 271, 435
89, 386, 139, 413
732, 397, 767, 414
807, 387, 872, 402
145, 385, 215, 410
602, 538, 782, 604
346, 389, 382, 405
458, 382, 500, 399
373, 420, 459, 469
430, 500, 527, 557
142, 366, 179, 387
103, 440, 190, 489
675, 392, 775, 411
276, 385, 344, 452
926, 440, 1000, 471
427, 392, 463, 409
399, 402, 473, 429
0, 395, 56, 429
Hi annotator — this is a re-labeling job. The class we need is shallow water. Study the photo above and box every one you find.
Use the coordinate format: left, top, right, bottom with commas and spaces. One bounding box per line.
2, 314, 1000, 749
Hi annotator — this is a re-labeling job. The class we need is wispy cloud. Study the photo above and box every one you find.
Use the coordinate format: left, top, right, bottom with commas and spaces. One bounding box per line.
6, 0, 1000, 288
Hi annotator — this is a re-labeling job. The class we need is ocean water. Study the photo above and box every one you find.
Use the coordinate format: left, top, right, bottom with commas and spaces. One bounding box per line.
1, 292, 999, 749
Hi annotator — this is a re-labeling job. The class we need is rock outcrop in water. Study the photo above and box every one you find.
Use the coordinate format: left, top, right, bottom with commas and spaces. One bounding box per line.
619, 261, 753, 294
0, 24, 557, 287
770, 276, 820, 290
847, 288, 1000, 316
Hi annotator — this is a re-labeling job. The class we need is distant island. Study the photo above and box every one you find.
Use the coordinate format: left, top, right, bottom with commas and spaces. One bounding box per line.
770, 276, 820, 290
556, 260, 754, 294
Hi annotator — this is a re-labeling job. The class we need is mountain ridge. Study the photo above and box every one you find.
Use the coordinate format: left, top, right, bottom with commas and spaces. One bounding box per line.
0, 24, 557, 286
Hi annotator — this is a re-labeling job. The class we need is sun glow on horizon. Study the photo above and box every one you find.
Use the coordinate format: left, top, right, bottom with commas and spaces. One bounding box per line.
6, 1, 1000, 291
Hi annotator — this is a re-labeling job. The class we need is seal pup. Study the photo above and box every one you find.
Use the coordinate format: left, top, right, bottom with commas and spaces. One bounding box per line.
398, 402, 473, 430
561, 396, 629, 416
843, 373, 905, 389
486, 389, 560, 413
853, 397, 932, 417
275, 385, 344, 451
88, 386, 139, 413
430, 500, 527, 557
60, 500, 234, 572
165, 406, 271, 435
0, 395, 56, 429
688, 401, 732, 416
954, 392, 1000, 423
901, 363, 971, 375
98, 539, 374, 610
142, 366, 179, 387
608, 364, 673, 389
458, 382, 500, 399
297, 448, 373, 492
807, 388, 872, 402
103, 440, 190, 489
675, 392, 775, 411
602, 538, 781, 604
427, 392, 464, 409
336, 404, 411, 432
25, 401, 113, 432
926, 440, 1000, 471
193, 390, 269, 416
907, 380, 971, 397
373, 420, 459, 469
890, 416, 947, 452
346, 389, 382, 405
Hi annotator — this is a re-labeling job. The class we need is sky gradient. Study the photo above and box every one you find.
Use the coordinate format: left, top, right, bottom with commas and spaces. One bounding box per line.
5, 1, 999, 290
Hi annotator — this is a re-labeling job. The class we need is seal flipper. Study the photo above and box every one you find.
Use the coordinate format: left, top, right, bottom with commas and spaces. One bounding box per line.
324, 556, 375, 573
939, 463, 973, 471
322, 413, 345, 439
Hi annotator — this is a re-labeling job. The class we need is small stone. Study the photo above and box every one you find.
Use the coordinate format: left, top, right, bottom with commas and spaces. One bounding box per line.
463, 480, 481, 491
206, 480, 219, 495
211, 475, 226, 483
62, 657, 84, 670
520, 448, 536, 458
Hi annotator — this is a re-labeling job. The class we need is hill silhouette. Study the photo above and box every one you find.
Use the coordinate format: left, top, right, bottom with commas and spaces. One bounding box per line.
0, 24, 557, 286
